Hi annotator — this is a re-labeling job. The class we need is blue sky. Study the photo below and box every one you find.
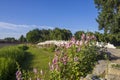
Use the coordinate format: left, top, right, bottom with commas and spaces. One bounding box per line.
0, 0, 99, 39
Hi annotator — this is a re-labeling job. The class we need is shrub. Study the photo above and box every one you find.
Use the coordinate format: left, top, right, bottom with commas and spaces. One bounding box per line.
0, 58, 16, 80
49, 34, 99, 79
0, 46, 25, 64
18, 45, 29, 51
0, 45, 28, 80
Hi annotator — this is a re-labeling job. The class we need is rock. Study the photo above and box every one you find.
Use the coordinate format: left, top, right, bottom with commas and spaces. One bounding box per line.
91, 75, 100, 80
92, 60, 108, 76
85, 74, 106, 80
105, 74, 120, 80
85, 74, 93, 80
105, 63, 120, 80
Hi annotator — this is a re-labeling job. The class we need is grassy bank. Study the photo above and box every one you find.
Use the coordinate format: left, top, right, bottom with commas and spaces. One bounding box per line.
0, 44, 54, 80
0, 45, 27, 80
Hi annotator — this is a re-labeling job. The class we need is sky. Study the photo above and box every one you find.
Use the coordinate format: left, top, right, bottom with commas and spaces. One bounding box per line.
0, 0, 99, 39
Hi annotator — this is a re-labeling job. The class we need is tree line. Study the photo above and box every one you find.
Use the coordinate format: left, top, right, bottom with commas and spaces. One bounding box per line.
0, 28, 72, 43
1, 27, 119, 46
26, 28, 72, 43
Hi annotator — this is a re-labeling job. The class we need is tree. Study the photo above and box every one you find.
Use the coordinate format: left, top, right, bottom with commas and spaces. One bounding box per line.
40, 29, 51, 41
26, 29, 41, 43
51, 28, 72, 40
19, 35, 26, 43
94, 0, 120, 34
62, 29, 72, 40
26, 28, 72, 43
74, 31, 84, 40
4, 37, 16, 43
50, 28, 61, 40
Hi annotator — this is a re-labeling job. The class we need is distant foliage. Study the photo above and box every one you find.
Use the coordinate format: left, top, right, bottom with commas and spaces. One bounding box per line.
26, 29, 41, 43
74, 31, 95, 40
4, 37, 17, 43
94, 32, 120, 46
19, 35, 26, 43
74, 31, 84, 40
26, 28, 72, 43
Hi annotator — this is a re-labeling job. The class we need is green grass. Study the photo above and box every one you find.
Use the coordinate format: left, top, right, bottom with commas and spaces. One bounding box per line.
112, 64, 120, 70
21, 45, 54, 79
0, 45, 27, 80
0, 44, 54, 79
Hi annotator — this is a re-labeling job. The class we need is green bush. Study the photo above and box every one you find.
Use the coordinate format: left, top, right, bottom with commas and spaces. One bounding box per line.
18, 45, 29, 51
0, 58, 16, 80
0, 46, 25, 64
0, 45, 28, 80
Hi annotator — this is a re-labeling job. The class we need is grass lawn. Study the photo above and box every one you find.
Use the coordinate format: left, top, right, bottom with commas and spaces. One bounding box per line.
21, 44, 54, 79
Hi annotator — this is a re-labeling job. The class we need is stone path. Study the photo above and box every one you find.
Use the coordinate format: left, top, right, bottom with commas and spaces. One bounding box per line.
88, 48, 120, 80
105, 48, 120, 80
107, 48, 120, 63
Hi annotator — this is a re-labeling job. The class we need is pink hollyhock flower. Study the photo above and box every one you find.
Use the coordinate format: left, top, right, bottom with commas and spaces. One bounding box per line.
33, 68, 37, 74
55, 64, 59, 71
91, 35, 96, 40
77, 47, 81, 52
65, 42, 73, 48
79, 40, 83, 46
16, 70, 22, 80
71, 37, 76, 44
65, 43, 70, 48
86, 35, 90, 40
52, 55, 58, 65
81, 33, 85, 40
76, 40, 80, 45
50, 64, 54, 71
71, 36, 76, 42
36, 77, 40, 80
62, 55, 68, 65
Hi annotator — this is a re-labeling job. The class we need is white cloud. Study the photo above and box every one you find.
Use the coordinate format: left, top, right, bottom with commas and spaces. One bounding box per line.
0, 22, 29, 30
0, 22, 54, 39
0, 22, 54, 30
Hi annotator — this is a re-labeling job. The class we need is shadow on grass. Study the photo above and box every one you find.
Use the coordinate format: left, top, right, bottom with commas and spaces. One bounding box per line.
21, 51, 34, 70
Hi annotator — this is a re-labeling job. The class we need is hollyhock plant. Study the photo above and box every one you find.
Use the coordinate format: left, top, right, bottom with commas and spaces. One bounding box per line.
81, 33, 85, 40
16, 70, 22, 80
50, 34, 99, 80
33, 68, 38, 74
16, 68, 45, 80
